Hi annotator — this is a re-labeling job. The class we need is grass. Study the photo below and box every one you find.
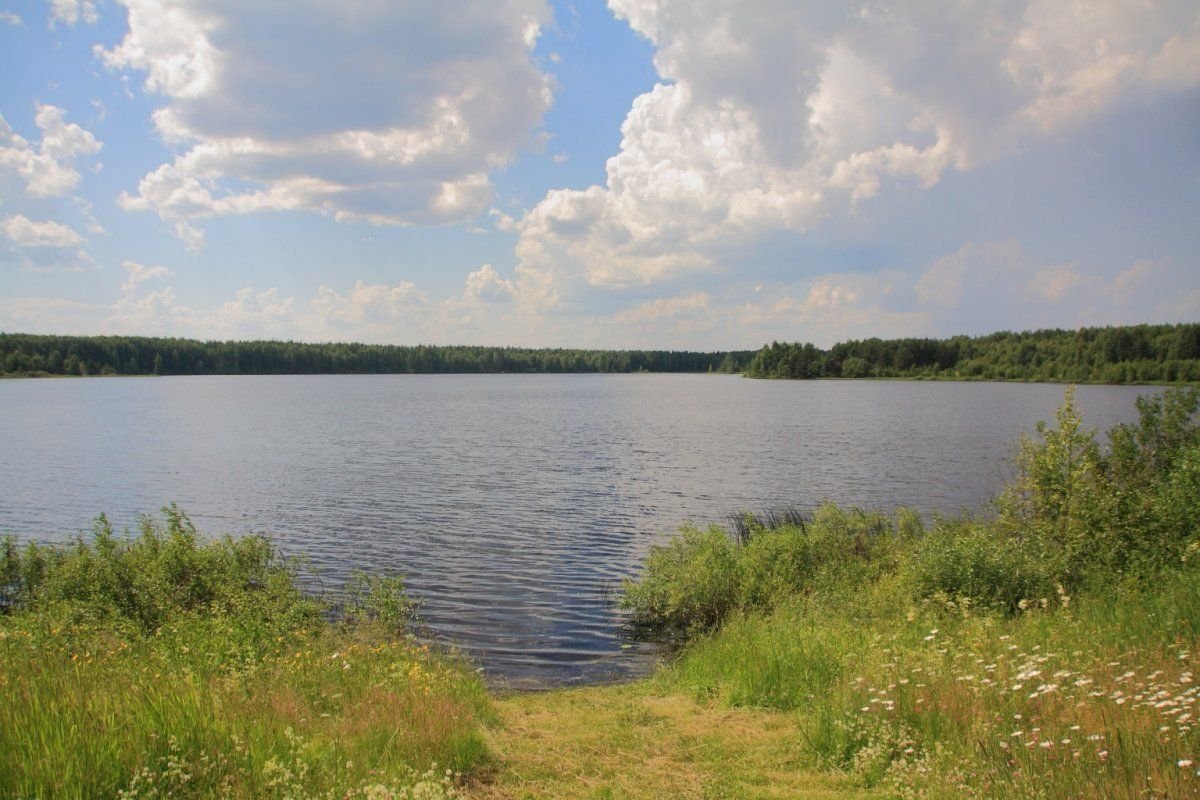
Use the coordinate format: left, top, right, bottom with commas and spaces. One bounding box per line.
462, 684, 873, 800
653, 569, 1200, 798
0, 510, 491, 799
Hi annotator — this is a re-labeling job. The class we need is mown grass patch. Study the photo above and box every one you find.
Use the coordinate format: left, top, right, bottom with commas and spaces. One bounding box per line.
464, 684, 874, 800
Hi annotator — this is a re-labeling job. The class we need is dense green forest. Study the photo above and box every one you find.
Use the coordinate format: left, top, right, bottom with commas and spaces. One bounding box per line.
746, 322, 1200, 383
1, 322, 1198, 382
0, 334, 752, 377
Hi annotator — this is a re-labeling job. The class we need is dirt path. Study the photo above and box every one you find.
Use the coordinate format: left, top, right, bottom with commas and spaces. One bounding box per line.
461, 683, 874, 800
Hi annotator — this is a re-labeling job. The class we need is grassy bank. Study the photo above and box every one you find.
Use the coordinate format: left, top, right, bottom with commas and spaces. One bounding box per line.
610, 386, 1200, 799
0, 510, 491, 799
5, 387, 1198, 798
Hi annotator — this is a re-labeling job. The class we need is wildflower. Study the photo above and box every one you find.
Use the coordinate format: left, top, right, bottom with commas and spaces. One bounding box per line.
1180, 760, 1194, 769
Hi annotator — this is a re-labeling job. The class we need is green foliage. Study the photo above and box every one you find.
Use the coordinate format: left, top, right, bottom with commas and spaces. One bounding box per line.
4, 506, 322, 635
343, 572, 419, 630
744, 322, 1200, 383
0, 510, 491, 799
621, 504, 911, 639
899, 386, 1200, 610
994, 387, 1107, 580
0, 332, 754, 377
905, 520, 1061, 611
620, 526, 740, 639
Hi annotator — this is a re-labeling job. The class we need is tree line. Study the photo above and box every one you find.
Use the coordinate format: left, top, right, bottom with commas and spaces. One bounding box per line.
0, 334, 753, 377
745, 322, 1200, 383
2, 323, 1197, 382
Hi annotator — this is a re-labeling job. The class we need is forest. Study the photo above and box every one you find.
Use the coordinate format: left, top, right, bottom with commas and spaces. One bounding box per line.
0, 334, 752, 377
746, 322, 1200, 383
1, 322, 1197, 382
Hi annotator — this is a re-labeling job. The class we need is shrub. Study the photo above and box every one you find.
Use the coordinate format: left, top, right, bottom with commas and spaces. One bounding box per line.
620, 526, 740, 639
621, 504, 911, 641
905, 519, 1060, 611
3, 506, 322, 634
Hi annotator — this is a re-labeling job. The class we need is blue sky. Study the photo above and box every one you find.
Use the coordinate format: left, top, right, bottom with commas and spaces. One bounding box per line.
1, 0, 1198, 349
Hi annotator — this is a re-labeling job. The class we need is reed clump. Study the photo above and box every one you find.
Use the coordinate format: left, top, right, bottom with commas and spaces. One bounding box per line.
624, 386, 1200, 799
0, 508, 490, 800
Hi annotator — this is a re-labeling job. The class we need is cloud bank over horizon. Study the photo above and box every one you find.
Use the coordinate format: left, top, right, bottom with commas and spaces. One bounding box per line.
2, 0, 1198, 348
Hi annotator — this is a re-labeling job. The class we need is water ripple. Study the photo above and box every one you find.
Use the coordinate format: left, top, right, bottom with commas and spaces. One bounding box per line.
0, 375, 1158, 685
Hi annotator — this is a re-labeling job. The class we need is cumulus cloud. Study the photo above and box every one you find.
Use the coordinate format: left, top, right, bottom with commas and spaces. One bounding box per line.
0, 105, 102, 197
0, 214, 94, 272
0, 215, 84, 247
463, 264, 515, 303
311, 280, 429, 326
505, 0, 1200, 309
1, 11, 22, 25
101, 0, 554, 244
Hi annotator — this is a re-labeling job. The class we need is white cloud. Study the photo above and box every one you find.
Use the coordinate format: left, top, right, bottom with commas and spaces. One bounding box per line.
0, 105, 102, 197
614, 291, 710, 324
206, 288, 296, 339
0, 215, 83, 247
504, 0, 1200, 309
1, 11, 23, 25
0, 213, 94, 273
106, 286, 190, 334
121, 259, 171, 290
463, 264, 516, 304
309, 280, 431, 341
49, 0, 97, 27
101, 0, 554, 245
734, 274, 930, 348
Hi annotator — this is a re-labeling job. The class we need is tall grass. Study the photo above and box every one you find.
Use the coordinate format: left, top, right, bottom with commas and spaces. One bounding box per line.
626, 386, 1200, 798
0, 509, 491, 799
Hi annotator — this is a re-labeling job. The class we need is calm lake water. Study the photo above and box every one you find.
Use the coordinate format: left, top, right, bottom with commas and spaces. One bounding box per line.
0, 375, 1161, 685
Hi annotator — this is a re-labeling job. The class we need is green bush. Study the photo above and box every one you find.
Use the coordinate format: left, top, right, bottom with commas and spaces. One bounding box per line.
905, 520, 1060, 611
621, 504, 912, 640
620, 526, 740, 639
2, 506, 322, 634
343, 571, 419, 629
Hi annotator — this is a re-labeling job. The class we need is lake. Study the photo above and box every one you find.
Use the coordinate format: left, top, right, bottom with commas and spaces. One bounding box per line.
0, 375, 1161, 685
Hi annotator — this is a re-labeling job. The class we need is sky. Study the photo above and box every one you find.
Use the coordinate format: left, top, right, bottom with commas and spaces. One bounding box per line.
1, 0, 1198, 349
